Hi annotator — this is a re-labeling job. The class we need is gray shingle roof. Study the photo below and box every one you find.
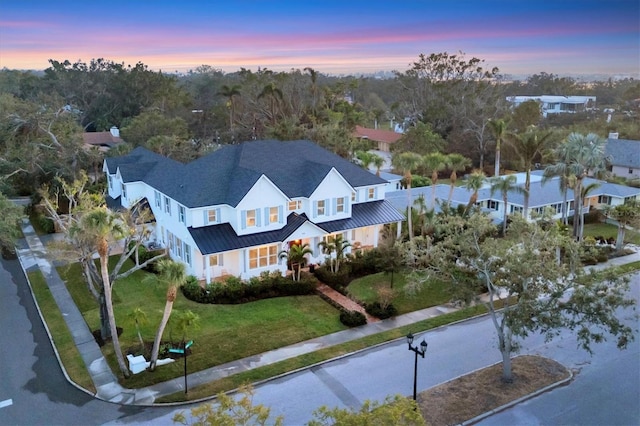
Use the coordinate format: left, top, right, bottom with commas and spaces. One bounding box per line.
107, 141, 386, 208
605, 138, 640, 169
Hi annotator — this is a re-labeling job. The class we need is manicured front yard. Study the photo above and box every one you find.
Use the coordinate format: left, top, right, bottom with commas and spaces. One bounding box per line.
347, 271, 452, 314
583, 222, 640, 245
58, 260, 346, 388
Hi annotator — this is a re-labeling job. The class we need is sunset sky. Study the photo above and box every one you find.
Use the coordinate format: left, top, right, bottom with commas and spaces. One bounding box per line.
1, 0, 638, 78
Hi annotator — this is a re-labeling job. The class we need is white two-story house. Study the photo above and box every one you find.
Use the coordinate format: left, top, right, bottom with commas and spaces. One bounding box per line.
104, 140, 404, 282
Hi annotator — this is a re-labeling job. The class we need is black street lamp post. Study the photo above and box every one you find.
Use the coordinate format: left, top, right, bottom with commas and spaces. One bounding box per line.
407, 333, 428, 402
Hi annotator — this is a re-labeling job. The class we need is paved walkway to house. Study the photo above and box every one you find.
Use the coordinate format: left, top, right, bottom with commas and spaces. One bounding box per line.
15, 217, 640, 405
316, 283, 379, 323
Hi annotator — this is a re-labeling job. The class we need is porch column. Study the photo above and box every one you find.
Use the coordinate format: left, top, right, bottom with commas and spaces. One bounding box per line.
205, 254, 211, 284
373, 226, 380, 248
396, 221, 402, 239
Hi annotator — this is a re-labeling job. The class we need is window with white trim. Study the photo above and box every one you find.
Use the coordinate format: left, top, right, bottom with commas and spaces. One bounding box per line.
209, 254, 223, 267
367, 188, 375, 200
154, 191, 161, 208
249, 245, 278, 269
288, 200, 302, 211
183, 242, 191, 266
108, 175, 113, 189
208, 209, 217, 223
488, 200, 499, 210
246, 209, 257, 227
336, 197, 345, 213
164, 196, 171, 214
510, 205, 523, 214
316, 200, 326, 216
269, 206, 279, 224
121, 183, 127, 199
351, 192, 357, 202
178, 205, 186, 224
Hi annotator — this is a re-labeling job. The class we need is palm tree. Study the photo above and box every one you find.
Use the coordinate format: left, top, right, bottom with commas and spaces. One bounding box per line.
423, 152, 448, 209
76, 207, 131, 377
173, 310, 200, 347
372, 154, 385, 176
355, 150, 375, 171
149, 259, 187, 370
391, 152, 423, 240
465, 170, 486, 211
279, 242, 313, 281
580, 182, 601, 240
304, 67, 319, 118
542, 162, 572, 225
489, 118, 509, 177
128, 307, 148, 354
258, 82, 283, 125
217, 84, 241, 131
445, 153, 472, 205
508, 129, 555, 218
318, 234, 351, 273
490, 175, 528, 235
550, 132, 609, 240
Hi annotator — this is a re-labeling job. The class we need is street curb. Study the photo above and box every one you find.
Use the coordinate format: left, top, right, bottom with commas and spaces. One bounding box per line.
16, 246, 97, 399
458, 356, 574, 426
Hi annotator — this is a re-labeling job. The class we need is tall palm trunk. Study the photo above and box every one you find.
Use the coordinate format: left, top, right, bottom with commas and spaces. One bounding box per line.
99, 242, 130, 378
494, 144, 501, 177
406, 173, 414, 240
523, 170, 531, 219
573, 178, 583, 240
150, 286, 177, 370
447, 171, 457, 205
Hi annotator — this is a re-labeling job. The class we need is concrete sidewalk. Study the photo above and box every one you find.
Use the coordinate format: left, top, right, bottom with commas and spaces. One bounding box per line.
16, 218, 640, 405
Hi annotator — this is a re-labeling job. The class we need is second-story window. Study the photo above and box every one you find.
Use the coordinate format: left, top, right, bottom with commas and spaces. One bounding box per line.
108, 175, 113, 189
316, 200, 326, 216
121, 183, 127, 199
269, 206, 279, 224
288, 200, 302, 211
368, 188, 375, 200
154, 191, 161, 208
164, 196, 171, 215
246, 209, 256, 227
351, 192, 357, 202
179, 205, 186, 223
336, 197, 345, 213
208, 209, 217, 223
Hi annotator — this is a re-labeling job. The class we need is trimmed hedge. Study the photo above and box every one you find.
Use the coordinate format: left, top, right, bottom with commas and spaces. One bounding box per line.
339, 310, 367, 327
181, 271, 318, 304
365, 302, 398, 319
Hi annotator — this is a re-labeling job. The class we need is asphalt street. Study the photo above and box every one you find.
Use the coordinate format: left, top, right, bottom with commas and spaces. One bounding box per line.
0, 255, 172, 426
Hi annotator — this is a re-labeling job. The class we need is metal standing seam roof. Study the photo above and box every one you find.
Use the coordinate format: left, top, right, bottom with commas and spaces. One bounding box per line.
188, 200, 404, 255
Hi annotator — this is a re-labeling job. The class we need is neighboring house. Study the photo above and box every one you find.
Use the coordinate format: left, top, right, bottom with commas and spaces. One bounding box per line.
83, 126, 124, 152
506, 95, 596, 117
385, 170, 640, 224
605, 137, 640, 179
377, 171, 403, 192
353, 125, 402, 153
104, 140, 404, 282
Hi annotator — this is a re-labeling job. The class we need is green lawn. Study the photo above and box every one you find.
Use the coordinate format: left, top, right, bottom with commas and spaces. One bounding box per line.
58, 260, 347, 388
583, 222, 640, 245
28, 270, 96, 393
347, 271, 452, 314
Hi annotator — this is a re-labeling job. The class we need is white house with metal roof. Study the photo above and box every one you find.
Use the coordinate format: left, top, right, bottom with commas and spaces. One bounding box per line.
104, 140, 404, 282
385, 170, 640, 224
506, 95, 596, 117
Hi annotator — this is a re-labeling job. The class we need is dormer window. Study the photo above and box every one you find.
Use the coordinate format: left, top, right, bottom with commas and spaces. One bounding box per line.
316, 200, 326, 216
368, 188, 375, 200
288, 200, 302, 211
336, 197, 345, 213
269, 206, 279, 224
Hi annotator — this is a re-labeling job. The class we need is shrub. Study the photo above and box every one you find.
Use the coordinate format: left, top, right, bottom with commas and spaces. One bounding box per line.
37, 213, 55, 234
181, 273, 317, 304
339, 310, 367, 327
313, 264, 352, 291
365, 302, 397, 319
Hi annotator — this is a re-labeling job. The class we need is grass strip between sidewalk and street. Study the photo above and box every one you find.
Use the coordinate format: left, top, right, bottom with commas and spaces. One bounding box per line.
155, 304, 489, 403
28, 270, 96, 393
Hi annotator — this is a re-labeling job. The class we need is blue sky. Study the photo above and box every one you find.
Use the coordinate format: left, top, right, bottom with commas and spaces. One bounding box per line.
1, 0, 638, 77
